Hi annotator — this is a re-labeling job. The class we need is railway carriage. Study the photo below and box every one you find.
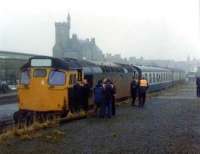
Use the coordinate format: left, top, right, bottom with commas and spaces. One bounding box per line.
137, 66, 173, 92
14, 56, 185, 123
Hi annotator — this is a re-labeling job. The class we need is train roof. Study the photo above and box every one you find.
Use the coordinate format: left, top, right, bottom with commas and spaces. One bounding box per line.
21, 56, 184, 75
136, 65, 171, 72
166, 67, 185, 73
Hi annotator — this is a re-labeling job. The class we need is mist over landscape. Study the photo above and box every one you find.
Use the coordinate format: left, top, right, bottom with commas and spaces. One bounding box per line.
0, 0, 200, 61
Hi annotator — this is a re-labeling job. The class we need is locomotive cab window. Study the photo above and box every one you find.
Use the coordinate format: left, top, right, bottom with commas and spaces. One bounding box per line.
33, 69, 47, 77
49, 70, 66, 86
20, 70, 30, 85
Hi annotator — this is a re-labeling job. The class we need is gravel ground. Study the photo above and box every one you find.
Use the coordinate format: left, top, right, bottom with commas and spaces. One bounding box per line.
1, 83, 200, 154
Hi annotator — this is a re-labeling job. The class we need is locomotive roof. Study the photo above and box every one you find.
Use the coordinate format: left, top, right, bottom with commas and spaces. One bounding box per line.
20, 56, 83, 71
21, 56, 130, 74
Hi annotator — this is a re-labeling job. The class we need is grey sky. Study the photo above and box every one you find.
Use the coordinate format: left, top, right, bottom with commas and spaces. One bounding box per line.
0, 0, 199, 60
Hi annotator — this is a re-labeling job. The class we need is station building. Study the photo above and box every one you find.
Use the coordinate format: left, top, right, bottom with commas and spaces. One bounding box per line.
0, 50, 37, 83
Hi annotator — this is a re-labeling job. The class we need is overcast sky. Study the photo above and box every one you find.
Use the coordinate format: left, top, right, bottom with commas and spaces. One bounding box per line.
0, 0, 199, 60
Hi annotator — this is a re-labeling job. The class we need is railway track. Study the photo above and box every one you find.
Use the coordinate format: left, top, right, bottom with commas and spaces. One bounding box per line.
0, 117, 14, 133
0, 112, 87, 135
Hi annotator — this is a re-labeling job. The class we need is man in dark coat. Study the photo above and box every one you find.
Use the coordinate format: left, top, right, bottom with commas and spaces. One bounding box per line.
82, 79, 91, 111
196, 77, 200, 97
110, 81, 116, 116
94, 80, 104, 116
102, 78, 113, 118
130, 77, 138, 106
72, 81, 82, 112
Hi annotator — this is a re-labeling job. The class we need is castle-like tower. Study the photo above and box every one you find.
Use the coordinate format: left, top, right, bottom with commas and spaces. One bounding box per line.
53, 14, 104, 60
53, 13, 71, 58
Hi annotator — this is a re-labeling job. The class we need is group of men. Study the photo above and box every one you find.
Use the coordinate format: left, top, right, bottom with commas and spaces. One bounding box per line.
76, 76, 200, 113
71, 76, 149, 117
130, 77, 149, 107
94, 78, 116, 118
71, 79, 91, 112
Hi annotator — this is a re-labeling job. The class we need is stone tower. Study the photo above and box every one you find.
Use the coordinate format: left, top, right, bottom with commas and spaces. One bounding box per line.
53, 13, 71, 58
53, 14, 104, 60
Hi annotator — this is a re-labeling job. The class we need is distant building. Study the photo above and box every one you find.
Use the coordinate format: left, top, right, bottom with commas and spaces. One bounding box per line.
53, 13, 104, 61
105, 53, 128, 64
0, 50, 37, 83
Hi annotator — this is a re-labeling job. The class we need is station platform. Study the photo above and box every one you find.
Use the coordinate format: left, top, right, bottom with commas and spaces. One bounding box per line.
0, 103, 17, 121
0, 91, 16, 98
0, 92, 17, 105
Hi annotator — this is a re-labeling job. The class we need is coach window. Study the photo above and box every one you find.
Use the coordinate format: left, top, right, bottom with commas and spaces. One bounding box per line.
144, 73, 148, 80
156, 74, 159, 82
104, 66, 108, 72
101, 67, 105, 73
117, 68, 121, 72
153, 73, 155, 83
149, 73, 152, 83
49, 71, 65, 86
159, 74, 161, 82
160, 73, 162, 81
123, 68, 128, 74
163, 73, 165, 81
147, 73, 149, 82
21, 70, 30, 85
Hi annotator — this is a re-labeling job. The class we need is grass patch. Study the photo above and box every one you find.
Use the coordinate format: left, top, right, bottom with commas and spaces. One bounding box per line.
0, 119, 60, 143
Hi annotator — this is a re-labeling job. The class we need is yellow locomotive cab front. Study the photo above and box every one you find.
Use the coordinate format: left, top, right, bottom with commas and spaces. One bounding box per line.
17, 57, 81, 115
18, 68, 69, 112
